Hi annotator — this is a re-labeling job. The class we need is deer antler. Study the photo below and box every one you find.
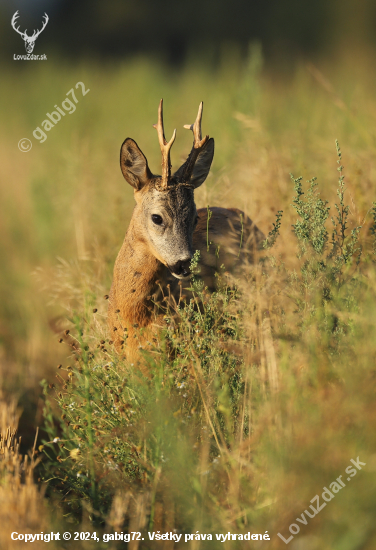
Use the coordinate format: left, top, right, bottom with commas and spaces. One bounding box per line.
153, 99, 176, 190
176, 102, 209, 184
183, 102, 209, 149
11, 11, 27, 39
30, 13, 49, 40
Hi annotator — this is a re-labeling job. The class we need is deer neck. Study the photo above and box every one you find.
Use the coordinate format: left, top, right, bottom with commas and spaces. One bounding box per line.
112, 217, 164, 329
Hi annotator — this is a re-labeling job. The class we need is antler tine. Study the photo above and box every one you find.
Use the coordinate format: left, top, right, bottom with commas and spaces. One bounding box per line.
32, 13, 49, 39
11, 11, 26, 37
176, 102, 211, 185
153, 98, 167, 148
153, 99, 176, 189
183, 102, 209, 148
11, 10, 19, 27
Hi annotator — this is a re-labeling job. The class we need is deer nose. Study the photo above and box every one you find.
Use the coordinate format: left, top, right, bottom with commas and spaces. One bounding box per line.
170, 259, 191, 278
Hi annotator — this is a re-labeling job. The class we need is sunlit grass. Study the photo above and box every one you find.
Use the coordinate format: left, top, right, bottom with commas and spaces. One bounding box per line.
1, 48, 376, 548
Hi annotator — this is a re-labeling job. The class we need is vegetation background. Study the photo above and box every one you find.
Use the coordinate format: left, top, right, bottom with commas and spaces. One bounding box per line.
1, 0, 376, 548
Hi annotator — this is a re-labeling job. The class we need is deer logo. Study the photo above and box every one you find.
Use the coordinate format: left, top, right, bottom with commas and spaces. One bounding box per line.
11, 11, 49, 54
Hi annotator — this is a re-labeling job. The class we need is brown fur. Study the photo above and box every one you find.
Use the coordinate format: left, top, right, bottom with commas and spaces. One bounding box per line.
108, 104, 264, 362
108, 202, 264, 361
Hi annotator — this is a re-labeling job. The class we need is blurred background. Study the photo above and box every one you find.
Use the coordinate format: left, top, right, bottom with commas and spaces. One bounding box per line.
1, 0, 376, 66
0, 0, 376, 453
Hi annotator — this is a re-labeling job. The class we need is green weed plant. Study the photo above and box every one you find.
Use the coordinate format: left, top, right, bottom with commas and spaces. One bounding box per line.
38, 144, 376, 548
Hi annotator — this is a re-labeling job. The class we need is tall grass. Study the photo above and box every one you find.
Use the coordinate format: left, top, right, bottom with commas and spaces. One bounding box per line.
35, 139, 376, 548
1, 48, 376, 548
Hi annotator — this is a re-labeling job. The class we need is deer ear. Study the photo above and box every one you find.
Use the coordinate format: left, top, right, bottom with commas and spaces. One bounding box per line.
120, 138, 153, 190
189, 138, 215, 189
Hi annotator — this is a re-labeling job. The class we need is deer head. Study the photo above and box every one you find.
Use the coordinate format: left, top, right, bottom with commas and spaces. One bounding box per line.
11, 11, 49, 54
120, 100, 214, 279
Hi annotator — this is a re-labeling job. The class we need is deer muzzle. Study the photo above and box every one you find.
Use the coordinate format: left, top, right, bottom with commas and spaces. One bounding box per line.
168, 258, 191, 279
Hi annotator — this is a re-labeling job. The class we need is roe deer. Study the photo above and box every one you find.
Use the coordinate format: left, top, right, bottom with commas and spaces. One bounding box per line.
108, 100, 265, 360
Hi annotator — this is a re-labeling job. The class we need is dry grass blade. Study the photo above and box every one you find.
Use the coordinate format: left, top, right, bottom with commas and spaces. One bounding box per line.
0, 400, 49, 549
261, 314, 279, 392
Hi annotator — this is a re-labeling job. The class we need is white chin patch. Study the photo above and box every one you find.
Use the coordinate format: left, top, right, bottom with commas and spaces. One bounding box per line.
171, 272, 191, 280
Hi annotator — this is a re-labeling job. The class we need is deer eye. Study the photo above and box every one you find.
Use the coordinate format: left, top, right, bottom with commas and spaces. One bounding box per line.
151, 214, 163, 226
